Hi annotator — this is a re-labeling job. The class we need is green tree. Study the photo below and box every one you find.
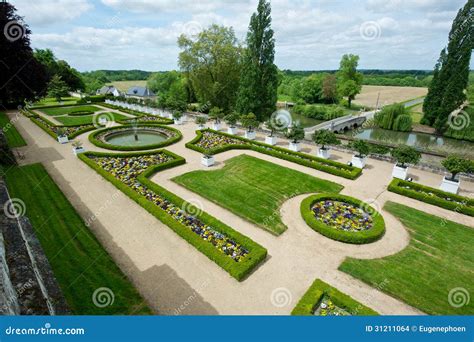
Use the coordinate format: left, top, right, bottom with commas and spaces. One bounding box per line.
337, 54, 363, 108
47, 75, 69, 102
352, 140, 370, 158
441, 155, 470, 181
312, 130, 340, 150
285, 123, 305, 143
208, 107, 225, 123
1, 2, 48, 106
322, 74, 338, 103
240, 113, 259, 132
374, 103, 412, 131
236, 0, 279, 122
391, 145, 421, 168
225, 112, 239, 127
178, 25, 242, 112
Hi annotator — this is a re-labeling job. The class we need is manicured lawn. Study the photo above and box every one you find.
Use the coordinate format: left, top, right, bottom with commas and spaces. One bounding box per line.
34, 97, 79, 107
0, 112, 26, 147
55, 112, 130, 126
3, 163, 152, 315
339, 201, 474, 315
40, 105, 101, 116
173, 154, 343, 235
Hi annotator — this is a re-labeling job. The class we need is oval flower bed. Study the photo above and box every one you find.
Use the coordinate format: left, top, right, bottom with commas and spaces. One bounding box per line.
300, 194, 385, 244
89, 124, 182, 151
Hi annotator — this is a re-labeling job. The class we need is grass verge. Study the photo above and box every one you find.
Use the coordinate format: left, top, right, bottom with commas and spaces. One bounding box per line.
0, 112, 27, 147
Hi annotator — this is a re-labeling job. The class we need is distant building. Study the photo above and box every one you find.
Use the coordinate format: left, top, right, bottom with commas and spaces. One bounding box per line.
96, 85, 121, 97
125, 86, 155, 99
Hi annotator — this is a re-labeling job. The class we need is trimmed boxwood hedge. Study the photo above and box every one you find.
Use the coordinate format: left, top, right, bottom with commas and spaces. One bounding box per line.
29, 111, 96, 140
186, 129, 362, 180
89, 124, 182, 151
69, 110, 94, 116
300, 194, 385, 244
292, 279, 379, 315
78, 150, 267, 281
388, 178, 474, 217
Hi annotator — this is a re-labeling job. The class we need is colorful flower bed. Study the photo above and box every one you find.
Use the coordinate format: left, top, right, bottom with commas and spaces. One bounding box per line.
121, 116, 171, 124
195, 131, 247, 150
90, 153, 249, 262
301, 194, 385, 244
311, 200, 373, 232
314, 296, 350, 316
32, 116, 95, 139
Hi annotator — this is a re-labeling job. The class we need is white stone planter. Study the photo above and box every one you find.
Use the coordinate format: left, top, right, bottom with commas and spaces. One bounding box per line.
197, 124, 206, 130
265, 136, 277, 146
227, 127, 237, 135
317, 148, 331, 159
440, 177, 460, 194
244, 131, 256, 140
73, 147, 85, 156
392, 164, 408, 180
99, 117, 108, 125
57, 135, 69, 144
212, 123, 221, 131
201, 155, 215, 167
168, 113, 174, 120
351, 155, 367, 169
289, 142, 301, 152
174, 119, 182, 125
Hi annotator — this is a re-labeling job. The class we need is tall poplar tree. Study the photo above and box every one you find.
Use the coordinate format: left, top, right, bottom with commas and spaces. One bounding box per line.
236, 0, 279, 122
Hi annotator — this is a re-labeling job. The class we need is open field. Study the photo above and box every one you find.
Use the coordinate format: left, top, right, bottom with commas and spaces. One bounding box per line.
339, 201, 474, 315
55, 112, 130, 126
353, 85, 428, 108
173, 154, 343, 235
111, 80, 148, 92
3, 163, 152, 315
0, 112, 26, 148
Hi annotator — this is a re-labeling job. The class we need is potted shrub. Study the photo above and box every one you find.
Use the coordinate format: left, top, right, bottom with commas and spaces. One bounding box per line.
313, 130, 340, 159
56, 127, 69, 144
225, 113, 238, 135
209, 107, 224, 131
240, 113, 259, 140
264, 119, 278, 145
195, 116, 207, 130
201, 154, 215, 167
440, 155, 470, 194
390, 145, 421, 180
351, 140, 370, 168
285, 122, 305, 152
72, 140, 85, 155
173, 111, 183, 125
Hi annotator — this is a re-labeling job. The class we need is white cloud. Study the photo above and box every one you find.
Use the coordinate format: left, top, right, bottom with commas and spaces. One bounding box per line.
13, 0, 93, 26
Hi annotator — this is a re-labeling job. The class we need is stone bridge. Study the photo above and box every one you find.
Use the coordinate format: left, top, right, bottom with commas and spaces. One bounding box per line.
304, 114, 368, 138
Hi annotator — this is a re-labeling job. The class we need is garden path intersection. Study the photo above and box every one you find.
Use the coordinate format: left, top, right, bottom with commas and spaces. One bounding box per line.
7, 109, 473, 315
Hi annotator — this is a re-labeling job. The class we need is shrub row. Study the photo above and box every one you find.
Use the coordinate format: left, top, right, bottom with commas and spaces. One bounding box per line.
89, 124, 182, 151
69, 110, 94, 116
300, 194, 386, 244
186, 130, 362, 180
100, 103, 173, 125
78, 150, 268, 281
28, 110, 96, 140
292, 279, 379, 315
292, 104, 346, 121
388, 179, 474, 217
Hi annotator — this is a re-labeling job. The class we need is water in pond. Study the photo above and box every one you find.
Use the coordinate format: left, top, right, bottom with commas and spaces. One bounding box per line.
345, 128, 474, 157
291, 112, 324, 128
106, 130, 168, 147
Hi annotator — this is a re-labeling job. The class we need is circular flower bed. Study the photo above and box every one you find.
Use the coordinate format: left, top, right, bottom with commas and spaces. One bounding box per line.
89, 124, 182, 151
300, 194, 385, 244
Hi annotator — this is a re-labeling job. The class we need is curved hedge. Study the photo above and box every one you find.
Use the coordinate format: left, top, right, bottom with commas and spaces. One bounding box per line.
69, 110, 94, 116
292, 279, 378, 315
89, 124, 182, 151
388, 178, 474, 217
78, 150, 267, 281
300, 194, 385, 244
186, 129, 362, 180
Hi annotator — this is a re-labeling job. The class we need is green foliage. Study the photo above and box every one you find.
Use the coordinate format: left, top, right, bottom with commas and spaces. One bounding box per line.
79, 150, 267, 281
392, 114, 413, 132
55, 112, 128, 126
312, 130, 340, 149
388, 179, 474, 217
337, 54, 363, 108
291, 279, 378, 315
300, 194, 385, 244
178, 25, 242, 112
352, 140, 370, 157
374, 103, 410, 130
441, 155, 471, 180
390, 145, 421, 167
3, 163, 152, 314
285, 122, 305, 143
208, 107, 225, 123
236, 0, 278, 121
224, 112, 239, 127
240, 113, 259, 132
340, 201, 474, 315
292, 104, 346, 120
0, 112, 27, 148
195, 116, 207, 126
47, 75, 70, 102
443, 105, 474, 142
174, 155, 342, 235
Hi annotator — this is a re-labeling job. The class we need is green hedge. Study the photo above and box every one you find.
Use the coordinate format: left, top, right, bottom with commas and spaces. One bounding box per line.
292, 279, 379, 315
186, 130, 362, 180
30, 115, 96, 140
388, 178, 474, 217
78, 150, 267, 281
89, 124, 182, 151
300, 194, 385, 244
69, 110, 94, 116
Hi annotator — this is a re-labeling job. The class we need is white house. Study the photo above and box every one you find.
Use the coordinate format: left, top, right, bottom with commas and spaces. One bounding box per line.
96, 85, 121, 97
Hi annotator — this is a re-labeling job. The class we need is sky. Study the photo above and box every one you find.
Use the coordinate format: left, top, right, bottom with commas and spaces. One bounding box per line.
9, 0, 473, 72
